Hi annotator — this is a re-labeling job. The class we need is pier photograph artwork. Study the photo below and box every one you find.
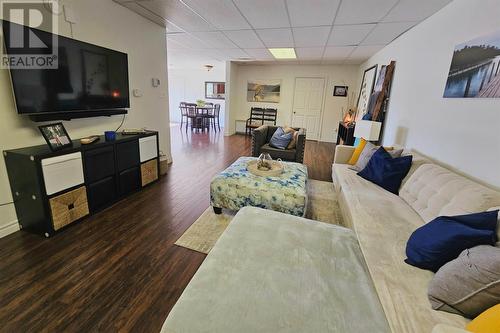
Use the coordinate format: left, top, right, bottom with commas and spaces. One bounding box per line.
444, 29, 500, 98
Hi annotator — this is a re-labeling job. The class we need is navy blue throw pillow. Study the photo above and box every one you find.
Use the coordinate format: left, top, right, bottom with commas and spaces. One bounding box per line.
357, 147, 412, 194
405, 210, 499, 272
269, 127, 293, 150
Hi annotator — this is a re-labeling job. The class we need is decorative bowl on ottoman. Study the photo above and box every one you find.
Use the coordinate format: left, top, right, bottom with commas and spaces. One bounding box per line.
210, 157, 308, 217
247, 159, 284, 177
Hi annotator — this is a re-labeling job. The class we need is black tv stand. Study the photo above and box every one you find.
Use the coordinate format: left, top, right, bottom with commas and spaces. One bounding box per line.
3, 131, 159, 237
29, 109, 128, 122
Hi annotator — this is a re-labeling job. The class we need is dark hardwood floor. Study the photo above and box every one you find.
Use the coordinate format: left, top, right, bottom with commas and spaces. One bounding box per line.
0, 124, 335, 332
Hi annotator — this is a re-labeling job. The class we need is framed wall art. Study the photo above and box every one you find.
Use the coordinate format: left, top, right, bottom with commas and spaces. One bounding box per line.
355, 65, 377, 121
333, 85, 348, 97
247, 80, 281, 103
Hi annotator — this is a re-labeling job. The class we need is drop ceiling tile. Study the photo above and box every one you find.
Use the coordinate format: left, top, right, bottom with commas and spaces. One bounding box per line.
224, 30, 265, 48
348, 45, 384, 61
219, 48, 250, 59
295, 47, 325, 60
191, 31, 238, 49
256, 28, 294, 48
120, 2, 166, 27
383, 0, 452, 22
243, 48, 275, 60
323, 46, 355, 60
233, 0, 290, 29
141, 0, 215, 32
167, 33, 210, 49
361, 22, 415, 45
327, 24, 375, 46
182, 0, 251, 30
321, 59, 345, 65
293, 26, 331, 47
286, 0, 340, 27
343, 58, 364, 65
299, 60, 323, 65
167, 36, 188, 49
335, 0, 398, 25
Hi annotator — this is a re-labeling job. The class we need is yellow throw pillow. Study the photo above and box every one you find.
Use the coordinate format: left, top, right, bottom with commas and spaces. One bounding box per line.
466, 304, 500, 333
348, 138, 367, 165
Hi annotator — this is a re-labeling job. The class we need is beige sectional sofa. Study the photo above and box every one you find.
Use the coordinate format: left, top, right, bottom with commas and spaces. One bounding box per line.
163, 146, 500, 333
332, 145, 500, 333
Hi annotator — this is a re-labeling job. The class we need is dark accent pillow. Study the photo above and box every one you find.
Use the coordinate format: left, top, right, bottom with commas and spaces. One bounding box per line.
357, 147, 412, 194
269, 127, 293, 150
428, 245, 500, 318
405, 210, 499, 272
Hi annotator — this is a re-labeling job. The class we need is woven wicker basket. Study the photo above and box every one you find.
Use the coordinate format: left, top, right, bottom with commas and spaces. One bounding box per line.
49, 186, 89, 231
141, 160, 158, 186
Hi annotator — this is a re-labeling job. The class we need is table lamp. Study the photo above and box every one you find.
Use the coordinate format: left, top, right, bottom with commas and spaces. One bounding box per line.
354, 120, 381, 142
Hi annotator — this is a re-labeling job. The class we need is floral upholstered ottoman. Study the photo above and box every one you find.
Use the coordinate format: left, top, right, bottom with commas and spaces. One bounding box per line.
210, 157, 308, 216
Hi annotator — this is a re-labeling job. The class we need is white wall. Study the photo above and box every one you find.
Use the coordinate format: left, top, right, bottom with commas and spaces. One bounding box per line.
225, 61, 239, 135
0, 0, 171, 237
361, 0, 500, 188
228, 64, 359, 142
168, 66, 226, 124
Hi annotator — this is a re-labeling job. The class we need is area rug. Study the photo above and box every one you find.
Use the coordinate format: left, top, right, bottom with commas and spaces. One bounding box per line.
174, 179, 344, 254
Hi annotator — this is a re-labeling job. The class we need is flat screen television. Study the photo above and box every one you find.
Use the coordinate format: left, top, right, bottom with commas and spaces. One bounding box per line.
2, 21, 130, 120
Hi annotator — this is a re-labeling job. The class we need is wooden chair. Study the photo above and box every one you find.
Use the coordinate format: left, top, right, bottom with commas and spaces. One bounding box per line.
185, 103, 200, 132
245, 107, 277, 135
214, 104, 221, 131
206, 104, 221, 131
201, 104, 220, 132
179, 102, 188, 128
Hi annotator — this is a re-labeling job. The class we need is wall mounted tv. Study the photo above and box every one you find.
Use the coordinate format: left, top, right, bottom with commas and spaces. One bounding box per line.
2, 21, 130, 121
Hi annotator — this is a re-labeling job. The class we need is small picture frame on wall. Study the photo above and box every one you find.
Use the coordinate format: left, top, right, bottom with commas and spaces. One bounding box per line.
333, 86, 348, 97
38, 122, 73, 151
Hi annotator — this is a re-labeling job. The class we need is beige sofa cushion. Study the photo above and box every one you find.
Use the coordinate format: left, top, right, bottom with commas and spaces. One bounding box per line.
400, 164, 500, 223
401, 149, 432, 187
332, 163, 468, 333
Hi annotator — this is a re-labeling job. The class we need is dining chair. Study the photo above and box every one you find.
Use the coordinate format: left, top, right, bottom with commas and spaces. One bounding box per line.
214, 104, 221, 131
185, 103, 200, 132
203, 104, 219, 131
179, 102, 188, 128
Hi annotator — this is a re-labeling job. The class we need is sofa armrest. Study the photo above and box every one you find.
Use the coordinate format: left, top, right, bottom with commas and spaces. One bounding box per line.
252, 125, 269, 157
295, 129, 306, 163
334, 145, 355, 164
431, 324, 470, 333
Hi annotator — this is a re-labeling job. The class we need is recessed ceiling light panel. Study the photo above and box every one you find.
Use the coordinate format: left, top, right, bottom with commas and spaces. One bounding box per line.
268, 48, 296, 59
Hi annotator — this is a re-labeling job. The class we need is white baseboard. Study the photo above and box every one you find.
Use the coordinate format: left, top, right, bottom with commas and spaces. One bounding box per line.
0, 219, 20, 238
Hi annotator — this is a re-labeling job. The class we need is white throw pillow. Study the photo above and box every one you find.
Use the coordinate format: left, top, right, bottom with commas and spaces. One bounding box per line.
487, 206, 500, 247
349, 143, 403, 172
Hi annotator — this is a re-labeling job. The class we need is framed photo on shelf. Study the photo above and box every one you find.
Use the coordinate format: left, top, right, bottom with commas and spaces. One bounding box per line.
333, 85, 348, 97
38, 122, 73, 151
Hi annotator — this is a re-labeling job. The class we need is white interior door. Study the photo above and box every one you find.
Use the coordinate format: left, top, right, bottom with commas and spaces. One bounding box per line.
291, 77, 325, 140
